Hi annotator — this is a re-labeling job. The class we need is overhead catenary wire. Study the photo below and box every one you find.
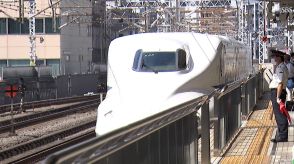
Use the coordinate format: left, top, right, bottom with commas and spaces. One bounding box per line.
1, 0, 239, 38
0, 1, 54, 16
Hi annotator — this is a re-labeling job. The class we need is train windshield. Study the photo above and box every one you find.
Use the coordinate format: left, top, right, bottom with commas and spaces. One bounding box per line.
141, 52, 177, 72
132, 49, 187, 73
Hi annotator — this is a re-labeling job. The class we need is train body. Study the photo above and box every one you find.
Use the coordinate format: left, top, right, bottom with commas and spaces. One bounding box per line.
95, 33, 253, 136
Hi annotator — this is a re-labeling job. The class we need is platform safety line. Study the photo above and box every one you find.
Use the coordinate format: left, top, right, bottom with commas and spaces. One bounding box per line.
221, 101, 274, 163
245, 101, 273, 158
259, 102, 274, 156
245, 102, 275, 128
245, 128, 269, 156
261, 128, 273, 155
246, 100, 270, 121
221, 155, 271, 164
221, 156, 256, 163
263, 101, 273, 121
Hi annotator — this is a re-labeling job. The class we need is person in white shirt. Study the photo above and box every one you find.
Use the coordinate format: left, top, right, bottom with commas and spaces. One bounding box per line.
285, 55, 294, 101
269, 50, 289, 143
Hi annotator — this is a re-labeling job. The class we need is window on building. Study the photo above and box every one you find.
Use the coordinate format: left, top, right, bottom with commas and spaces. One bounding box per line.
56, 17, 60, 32
92, 48, 100, 63
8, 19, 20, 34
46, 59, 60, 76
45, 18, 60, 33
8, 60, 30, 67
46, 59, 60, 65
87, 25, 92, 36
0, 60, 7, 67
45, 18, 53, 33
36, 60, 45, 66
36, 18, 44, 33
0, 18, 7, 34
6, 18, 60, 34
21, 19, 29, 34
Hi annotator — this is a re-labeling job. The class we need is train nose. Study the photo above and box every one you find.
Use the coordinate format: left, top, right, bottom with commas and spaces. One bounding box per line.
96, 94, 167, 136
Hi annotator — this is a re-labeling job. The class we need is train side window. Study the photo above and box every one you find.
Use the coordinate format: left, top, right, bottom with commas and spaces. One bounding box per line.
177, 49, 187, 70
132, 49, 142, 71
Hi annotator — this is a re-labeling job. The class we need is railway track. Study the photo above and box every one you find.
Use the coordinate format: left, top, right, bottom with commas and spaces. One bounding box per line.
0, 99, 99, 133
0, 120, 96, 163
0, 94, 102, 114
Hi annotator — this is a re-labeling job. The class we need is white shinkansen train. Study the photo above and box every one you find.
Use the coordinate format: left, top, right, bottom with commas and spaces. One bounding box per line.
95, 33, 253, 136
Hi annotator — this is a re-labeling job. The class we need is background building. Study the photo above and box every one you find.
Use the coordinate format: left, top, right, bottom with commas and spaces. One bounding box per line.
60, 0, 107, 75
0, 0, 60, 73
0, 0, 107, 76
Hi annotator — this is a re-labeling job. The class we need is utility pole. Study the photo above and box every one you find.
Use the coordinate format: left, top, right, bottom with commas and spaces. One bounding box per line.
144, 1, 148, 33
19, 0, 24, 23
175, 0, 180, 32
29, 0, 37, 66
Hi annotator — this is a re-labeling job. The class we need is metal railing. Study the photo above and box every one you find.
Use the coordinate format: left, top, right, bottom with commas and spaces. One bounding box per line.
213, 72, 263, 155
44, 72, 264, 164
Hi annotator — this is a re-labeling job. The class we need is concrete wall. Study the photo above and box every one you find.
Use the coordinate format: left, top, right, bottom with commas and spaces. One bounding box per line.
56, 73, 106, 98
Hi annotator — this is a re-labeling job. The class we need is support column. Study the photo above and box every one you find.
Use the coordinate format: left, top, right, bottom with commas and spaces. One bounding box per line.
258, 1, 268, 64
29, 0, 36, 66
201, 101, 210, 163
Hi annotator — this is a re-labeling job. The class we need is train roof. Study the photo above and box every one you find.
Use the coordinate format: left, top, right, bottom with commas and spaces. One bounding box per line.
111, 32, 244, 48
108, 33, 247, 65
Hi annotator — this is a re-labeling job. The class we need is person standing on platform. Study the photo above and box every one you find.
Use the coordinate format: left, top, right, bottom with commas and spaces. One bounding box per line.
269, 50, 289, 143
285, 55, 294, 101
291, 52, 294, 63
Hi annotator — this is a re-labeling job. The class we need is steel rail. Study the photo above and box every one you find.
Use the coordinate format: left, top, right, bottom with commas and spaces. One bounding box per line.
0, 100, 99, 133
0, 120, 96, 162
0, 94, 103, 114
9, 131, 96, 164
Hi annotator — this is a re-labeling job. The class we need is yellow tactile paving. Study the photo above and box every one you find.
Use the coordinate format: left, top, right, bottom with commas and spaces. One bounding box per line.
246, 128, 267, 155
246, 120, 276, 127
221, 155, 271, 164
246, 102, 275, 127
262, 103, 273, 120
221, 98, 276, 163
260, 128, 273, 155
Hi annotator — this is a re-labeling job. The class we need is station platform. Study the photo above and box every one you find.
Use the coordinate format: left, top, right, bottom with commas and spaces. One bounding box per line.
219, 92, 294, 163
